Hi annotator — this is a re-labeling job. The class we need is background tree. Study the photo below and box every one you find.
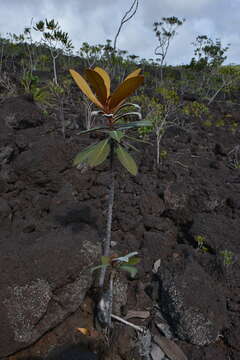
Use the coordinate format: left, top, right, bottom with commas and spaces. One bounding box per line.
188, 35, 230, 101
190, 35, 229, 69
153, 16, 185, 82
34, 19, 73, 84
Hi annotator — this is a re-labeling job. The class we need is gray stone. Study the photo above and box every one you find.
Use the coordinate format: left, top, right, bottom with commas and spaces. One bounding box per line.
0, 226, 101, 357
156, 250, 226, 346
0, 145, 14, 165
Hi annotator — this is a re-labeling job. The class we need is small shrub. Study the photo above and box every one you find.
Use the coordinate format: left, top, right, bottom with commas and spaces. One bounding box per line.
220, 250, 234, 267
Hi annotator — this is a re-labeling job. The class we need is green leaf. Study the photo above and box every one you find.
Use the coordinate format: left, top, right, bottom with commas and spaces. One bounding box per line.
116, 145, 138, 175
101, 256, 110, 265
109, 130, 124, 142
87, 138, 110, 167
73, 142, 99, 166
91, 264, 109, 273
125, 135, 152, 145
119, 265, 138, 278
127, 257, 141, 265
125, 142, 139, 152
113, 120, 152, 131
77, 125, 109, 135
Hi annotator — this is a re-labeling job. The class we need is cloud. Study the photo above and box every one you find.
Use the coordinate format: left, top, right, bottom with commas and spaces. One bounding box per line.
0, 0, 239, 65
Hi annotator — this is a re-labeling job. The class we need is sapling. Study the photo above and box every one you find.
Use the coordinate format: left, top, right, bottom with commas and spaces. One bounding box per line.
189, 35, 230, 101
34, 19, 73, 84
153, 17, 185, 82
47, 78, 72, 138
70, 67, 150, 291
92, 251, 140, 328
79, 42, 105, 68
145, 88, 180, 166
220, 250, 234, 267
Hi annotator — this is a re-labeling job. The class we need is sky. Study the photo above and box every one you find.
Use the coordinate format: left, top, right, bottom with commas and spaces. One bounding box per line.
0, 0, 239, 65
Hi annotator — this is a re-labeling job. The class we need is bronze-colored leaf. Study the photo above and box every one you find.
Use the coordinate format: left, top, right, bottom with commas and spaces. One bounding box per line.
124, 68, 142, 81
85, 69, 107, 104
69, 69, 103, 109
94, 67, 111, 97
76, 328, 91, 336
108, 76, 144, 113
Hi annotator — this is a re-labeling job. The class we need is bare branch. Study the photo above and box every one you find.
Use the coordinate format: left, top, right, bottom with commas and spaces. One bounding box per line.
113, 0, 139, 51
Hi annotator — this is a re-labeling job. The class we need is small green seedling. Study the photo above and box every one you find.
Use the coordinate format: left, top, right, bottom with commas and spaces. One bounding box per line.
230, 121, 238, 133
220, 250, 234, 267
202, 119, 212, 128
159, 149, 168, 159
215, 119, 225, 128
92, 251, 141, 279
194, 235, 208, 252
92, 251, 140, 328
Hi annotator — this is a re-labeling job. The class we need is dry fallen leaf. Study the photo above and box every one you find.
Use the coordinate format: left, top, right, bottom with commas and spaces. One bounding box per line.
125, 310, 150, 320
153, 335, 188, 360
152, 258, 161, 274
151, 342, 165, 360
76, 328, 100, 338
76, 327, 91, 336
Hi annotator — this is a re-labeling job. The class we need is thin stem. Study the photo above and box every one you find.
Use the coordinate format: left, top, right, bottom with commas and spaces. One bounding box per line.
99, 141, 115, 288
156, 136, 160, 166
111, 314, 144, 333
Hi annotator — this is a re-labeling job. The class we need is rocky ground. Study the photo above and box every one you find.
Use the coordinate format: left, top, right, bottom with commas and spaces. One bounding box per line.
0, 94, 240, 360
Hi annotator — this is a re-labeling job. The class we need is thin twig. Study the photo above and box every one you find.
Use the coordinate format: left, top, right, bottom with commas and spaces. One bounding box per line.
111, 314, 144, 333
113, 0, 139, 51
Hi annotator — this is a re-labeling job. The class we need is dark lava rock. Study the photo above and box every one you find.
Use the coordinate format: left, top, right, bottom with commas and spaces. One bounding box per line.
189, 213, 240, 253
214, 143, 226, 156
0, 145, 14, 165
139, 192, 165, 216
0, 95, 43, 130
0, 227, 101, 357
46, 344, 98, 360
0, 197, 11, 227
156, 248, 227, 346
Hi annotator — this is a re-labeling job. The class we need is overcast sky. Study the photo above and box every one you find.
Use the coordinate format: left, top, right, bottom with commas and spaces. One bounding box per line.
0, 0, 239, 65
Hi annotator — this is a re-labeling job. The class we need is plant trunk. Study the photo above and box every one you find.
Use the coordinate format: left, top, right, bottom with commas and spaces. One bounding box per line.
59, 99, 65, 139
99, 142, 115, 288
0, 43, 4, 73
208, 81, 231, 105
53, 56, 58, 84
156, 135, 160, 167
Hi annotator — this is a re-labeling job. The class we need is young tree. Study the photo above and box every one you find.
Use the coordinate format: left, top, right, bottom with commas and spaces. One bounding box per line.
34, 19, 73, 84
78, 42, 105, 68
190, 35, 229, 69
188, 35, 230, 101
208, 65, 240, 105
70, 67, 150, 290
47, 78, 72, 138
153, 16, 185, 82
